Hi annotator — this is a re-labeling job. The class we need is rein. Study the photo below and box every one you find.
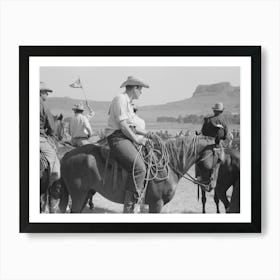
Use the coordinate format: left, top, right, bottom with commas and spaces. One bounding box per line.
169, 164, 213, 190
168, 135, 215, 190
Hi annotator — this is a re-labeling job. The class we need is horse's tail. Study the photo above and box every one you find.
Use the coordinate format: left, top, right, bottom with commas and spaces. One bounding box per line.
197, 185, 200, 201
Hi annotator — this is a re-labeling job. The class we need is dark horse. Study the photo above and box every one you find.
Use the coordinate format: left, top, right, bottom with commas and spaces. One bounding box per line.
196, 148, 240, 213
40, 115, 74, 213
58, 136, 224, 213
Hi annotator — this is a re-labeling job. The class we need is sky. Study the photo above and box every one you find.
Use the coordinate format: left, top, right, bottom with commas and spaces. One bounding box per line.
40, 67, 240, 106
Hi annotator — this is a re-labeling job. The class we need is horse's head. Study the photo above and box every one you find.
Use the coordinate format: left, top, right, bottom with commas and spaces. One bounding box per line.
195, 145, 225, 192
53, 115, 65, 141
165, 136, 225, 191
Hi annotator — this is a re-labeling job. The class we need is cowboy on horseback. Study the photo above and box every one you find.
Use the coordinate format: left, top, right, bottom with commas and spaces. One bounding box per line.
40, 82, 61, 191
69, 102, 94, 147
105, 76, 152, 213
201, 102, 228, 148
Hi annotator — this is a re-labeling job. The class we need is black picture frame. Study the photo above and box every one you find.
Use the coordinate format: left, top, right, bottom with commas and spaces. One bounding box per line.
20, 46, 261, 233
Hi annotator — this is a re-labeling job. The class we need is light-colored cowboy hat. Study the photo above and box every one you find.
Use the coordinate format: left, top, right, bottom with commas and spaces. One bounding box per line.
120, 76, 149, 88
212, 102, 224, 111
40, 81, 53, 92
72, 103, 85, 111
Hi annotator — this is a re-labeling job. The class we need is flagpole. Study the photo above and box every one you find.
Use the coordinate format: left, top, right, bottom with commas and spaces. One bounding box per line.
78, 76, 88, 104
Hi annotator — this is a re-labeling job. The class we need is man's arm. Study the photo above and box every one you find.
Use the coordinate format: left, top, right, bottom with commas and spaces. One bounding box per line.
120, 120, 147, 145
86, 101, 95, 120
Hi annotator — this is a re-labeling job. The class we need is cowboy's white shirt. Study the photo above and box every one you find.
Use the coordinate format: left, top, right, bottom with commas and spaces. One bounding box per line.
105, 93, 134, 136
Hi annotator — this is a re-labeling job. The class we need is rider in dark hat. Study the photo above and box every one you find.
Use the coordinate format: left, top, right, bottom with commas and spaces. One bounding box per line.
201, 102, 228, 147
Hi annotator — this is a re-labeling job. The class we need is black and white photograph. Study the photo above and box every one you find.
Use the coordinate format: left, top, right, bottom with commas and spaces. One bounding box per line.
4, 0, 280, 279
40, 67, 240, 214
20, 46, 260, 232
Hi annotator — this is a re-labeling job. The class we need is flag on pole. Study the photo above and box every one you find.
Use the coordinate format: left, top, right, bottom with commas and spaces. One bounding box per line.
69, 78, 82, 88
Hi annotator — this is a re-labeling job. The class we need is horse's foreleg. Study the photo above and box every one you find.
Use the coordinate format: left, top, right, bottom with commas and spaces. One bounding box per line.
214, 190, 220, 213
149, 200, 164, 213
201, 189, 206, 213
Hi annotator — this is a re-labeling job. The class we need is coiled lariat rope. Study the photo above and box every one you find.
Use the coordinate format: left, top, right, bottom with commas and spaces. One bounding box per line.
132, 134, 170, 206
132, 135, 215, 210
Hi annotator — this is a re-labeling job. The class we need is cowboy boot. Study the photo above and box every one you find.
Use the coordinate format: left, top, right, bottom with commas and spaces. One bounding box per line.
123, 190, 140, 213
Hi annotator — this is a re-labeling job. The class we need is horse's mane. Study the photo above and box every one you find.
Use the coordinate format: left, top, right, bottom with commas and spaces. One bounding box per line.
154, 135, 213, 172
152, 136, 198, 172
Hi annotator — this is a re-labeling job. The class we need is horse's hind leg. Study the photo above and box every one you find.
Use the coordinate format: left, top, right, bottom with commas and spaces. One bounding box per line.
40, 193, 49, 213
219, 191, 230, 212
49, 179, 67, 213
87, 190, 96, 210
56, 178, 69, 213
71, 190, 89, 213
227, 180, 240, 213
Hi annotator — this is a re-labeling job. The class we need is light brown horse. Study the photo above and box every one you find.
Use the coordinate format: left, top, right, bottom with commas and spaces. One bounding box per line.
57, 136, 224, 213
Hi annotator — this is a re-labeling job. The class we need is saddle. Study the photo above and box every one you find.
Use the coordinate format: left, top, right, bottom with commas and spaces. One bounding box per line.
96, 136, 169, 192
97, 140, 129, 191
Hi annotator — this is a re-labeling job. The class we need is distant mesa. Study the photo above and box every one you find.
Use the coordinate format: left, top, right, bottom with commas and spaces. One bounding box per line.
193, 82, 240, 98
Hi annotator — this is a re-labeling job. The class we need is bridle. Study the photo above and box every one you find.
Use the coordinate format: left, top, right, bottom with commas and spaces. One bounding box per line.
194, 148, 221, 192
169, 138, 223, 192
133, 135, 222, 208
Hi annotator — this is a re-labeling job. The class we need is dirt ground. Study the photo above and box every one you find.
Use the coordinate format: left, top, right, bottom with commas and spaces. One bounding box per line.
82, 166, 233, 214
